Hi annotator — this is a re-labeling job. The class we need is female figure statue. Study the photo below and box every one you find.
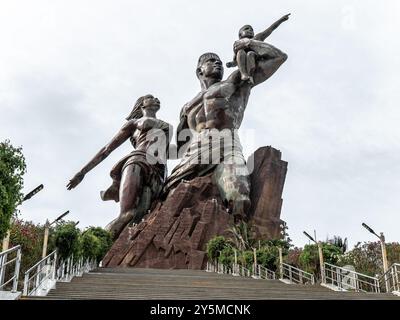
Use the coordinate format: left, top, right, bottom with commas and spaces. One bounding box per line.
67, 94, 172, 239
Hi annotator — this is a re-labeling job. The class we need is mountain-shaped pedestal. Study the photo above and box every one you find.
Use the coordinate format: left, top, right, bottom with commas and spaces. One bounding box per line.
102, 146, 287, 269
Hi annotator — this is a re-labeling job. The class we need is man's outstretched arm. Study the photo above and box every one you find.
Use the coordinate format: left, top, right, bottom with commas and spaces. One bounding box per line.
227, 39, 287, 87
253, 43, 287, 86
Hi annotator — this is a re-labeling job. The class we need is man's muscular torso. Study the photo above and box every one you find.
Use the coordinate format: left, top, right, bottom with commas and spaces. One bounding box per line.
186, 80, 251, 132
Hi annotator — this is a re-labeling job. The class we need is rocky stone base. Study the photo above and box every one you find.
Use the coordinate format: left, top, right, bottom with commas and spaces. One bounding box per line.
102, 146, 287, 269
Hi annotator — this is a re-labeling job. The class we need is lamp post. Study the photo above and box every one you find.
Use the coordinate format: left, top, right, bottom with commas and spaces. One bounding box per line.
42, 210, 70, 258
362, 222, 389, 292
2, 184, 44, 251
303, 231, 325, 283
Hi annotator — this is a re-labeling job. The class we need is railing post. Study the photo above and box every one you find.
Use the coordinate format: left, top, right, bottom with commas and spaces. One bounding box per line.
278, 247, 283, 280
2, 230, 10, 252
395, 265, 399, 292
0, 252, 7, 287
299, 271, 303, 285
12, 247, 21, 293
375, 278, 380, 293
355, 273, 360, 292
336, 266, 342, 290
35, 264, 41, 294
23, 272, 29, 296
52, 251, 57, 281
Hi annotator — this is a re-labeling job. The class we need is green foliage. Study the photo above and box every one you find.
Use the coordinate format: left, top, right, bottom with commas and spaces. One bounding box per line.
206, 221, 292, 271
299, 243, 343, 276
0, 140, 26, 239
82, 227, 113, 262
338, 241, 400, 277
218, 245, 235, 266
206, 236, 229, 261
280, 221, 292, 246
80, 232, 101, 260
51, 221, 81, 260
286, 247, 303, 268
9, 219, 44, 275
255, 246, 280, 271
240, 250, 254, 269
327, 236, 348, 254
227, 221, 255, 251
387, 242, 400, 266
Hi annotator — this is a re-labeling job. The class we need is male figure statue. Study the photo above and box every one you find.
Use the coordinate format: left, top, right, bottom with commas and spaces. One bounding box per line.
164, 15, 289, 219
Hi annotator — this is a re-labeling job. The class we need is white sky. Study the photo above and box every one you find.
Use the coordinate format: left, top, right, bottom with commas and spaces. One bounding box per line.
1, 0, 399, 248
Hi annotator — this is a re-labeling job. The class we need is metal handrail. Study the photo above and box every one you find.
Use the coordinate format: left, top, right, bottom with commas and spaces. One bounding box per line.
23, 252, 98, 296
281, 263, 315, 285
380, 263, 400, 293
206, 261, 276, 280
23, 250, 57, 296
253, 264, 276, 280
57, 256, 97, 282
324, 262, 380, 293
0, 245, 22, 293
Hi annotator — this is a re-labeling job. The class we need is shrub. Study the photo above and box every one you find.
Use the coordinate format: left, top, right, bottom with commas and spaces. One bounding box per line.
0, 140, 26, 239
206, 236, 230, 261
240, 250, 254, 269
80, 232, 101, 260
256, 246, 279, 271
337, 241, 400, 277
51, 221, 81, 260
8, 219, 44, 287
218, 246, 235, 266
299, 243, 343, 277
83, 227, 113, 262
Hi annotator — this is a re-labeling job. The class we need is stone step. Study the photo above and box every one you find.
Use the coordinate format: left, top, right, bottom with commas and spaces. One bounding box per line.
24, 268, 400, 300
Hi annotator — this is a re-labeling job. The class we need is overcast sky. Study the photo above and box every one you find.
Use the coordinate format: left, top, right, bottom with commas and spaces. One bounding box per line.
1, 0, 399, 248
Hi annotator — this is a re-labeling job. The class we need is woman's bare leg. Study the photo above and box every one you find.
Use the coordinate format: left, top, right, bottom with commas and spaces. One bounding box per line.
105, 164, 143, 239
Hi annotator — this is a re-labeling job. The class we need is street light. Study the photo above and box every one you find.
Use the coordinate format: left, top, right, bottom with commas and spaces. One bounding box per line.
303, 231, 316, 243
22, 184, 44, 202
42, 210, 70, 258
362, 222, 389, 292
2, 184, 44, 251
303, 230, 325, 283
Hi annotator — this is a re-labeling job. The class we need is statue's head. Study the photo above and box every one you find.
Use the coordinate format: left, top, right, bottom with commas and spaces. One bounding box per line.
196, 52, 223, 87
126, 94, 160, 120
239, 25, 254, 39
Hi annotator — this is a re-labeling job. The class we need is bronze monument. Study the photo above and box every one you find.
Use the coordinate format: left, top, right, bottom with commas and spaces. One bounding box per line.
68, 15, 290, 268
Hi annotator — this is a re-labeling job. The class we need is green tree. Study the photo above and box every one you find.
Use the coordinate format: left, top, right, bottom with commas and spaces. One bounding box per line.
227, 221, 255, 251
51, 221, 81, 260
9, 219, 44, 273
80, 232, 101, 260
205, 221, 293, 271
0, 140, 26, 239
299, 243, 343, 277
81, 227, 112, 262
206, 236, 230, 261
218, 246, 235, 266
338, 241, 400, 277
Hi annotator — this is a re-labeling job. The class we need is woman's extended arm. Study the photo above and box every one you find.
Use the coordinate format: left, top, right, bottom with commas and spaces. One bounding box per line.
67, 119, 137, 189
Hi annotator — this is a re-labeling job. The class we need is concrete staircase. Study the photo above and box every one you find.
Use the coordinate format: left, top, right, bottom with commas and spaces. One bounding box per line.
24, 268, 400, 300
